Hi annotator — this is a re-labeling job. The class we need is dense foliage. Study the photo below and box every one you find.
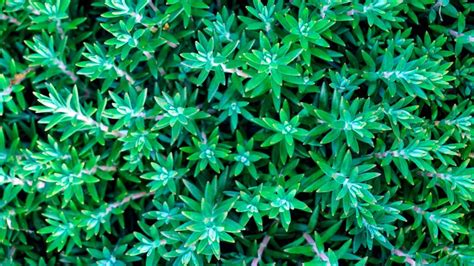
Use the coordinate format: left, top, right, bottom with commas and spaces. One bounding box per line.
0, 0, 473, 265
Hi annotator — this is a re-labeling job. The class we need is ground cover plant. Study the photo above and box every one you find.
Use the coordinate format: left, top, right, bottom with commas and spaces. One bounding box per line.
0, 0, 473, 265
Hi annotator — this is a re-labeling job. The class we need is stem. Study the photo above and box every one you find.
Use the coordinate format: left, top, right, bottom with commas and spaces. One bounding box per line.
28, 6, 41, 16
372, 150, 407, 159
145, 114, 164, 121
251, 235, 271, 266
143, 51, 154, 60
165, 40, 178, 48
320, 5, 329, 18
104, 191, 155, 216
0, 13, 21, 26
11, 67, 36, 85
449, 30, 474, 43
392, 248, 427, 265
113, 65, 144, 91
131, 13, 177, 48
83, 165, 117, 175
0, 67, 36, 98
55, 59, 78, 82
303, 233, 330, 265
113, 65, 135, 85
448, 29, 463, 38
58, 107, 127, 137
417, 171, 451, 180
9, 246, 16, 258
3, 176, 45, 189
148, 0, 158, 12
221, 64, 250, 78
55, 19, 65, 39
412, 205, 426, 215
347, 8, 361, 16
201, 132, 207, 144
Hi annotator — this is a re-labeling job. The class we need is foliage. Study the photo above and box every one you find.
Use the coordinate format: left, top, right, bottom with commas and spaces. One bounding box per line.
0, 0, 473, 265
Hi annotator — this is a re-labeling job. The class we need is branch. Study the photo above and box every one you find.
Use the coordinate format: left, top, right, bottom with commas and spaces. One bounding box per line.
0, 67, 36, 98
54, 59, 78, 82
113, 65, 144, 91
347, 9, 362, 16
148, 0, 158, 12
103, 191, 155, 216
58, 107, 127, 137
251, 235, 271, 266
131, 14, 177, 48
221, 64, 250, 78
448, 30, 474, 43
392, 248, 428, 265
392, 249, 416, 266
449, 29, 464, 38
83, 165, 117, 176
11, 67, 36, 85
412, 205, 426, 215
9, 246, 16, 258
55, 19, 65, 39
0, 13, 20, 26
143, 51, 154, 60
113, 65, 136, 85
165, 40, 178, 48
303, 233, 330, 266
372, 150, 407, 159
27, 6, 41, 16
145, 114, 164, 121
2, 176, 45, 189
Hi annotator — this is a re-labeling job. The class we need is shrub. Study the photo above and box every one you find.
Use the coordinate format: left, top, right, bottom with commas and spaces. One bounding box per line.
0, 0, 473, 265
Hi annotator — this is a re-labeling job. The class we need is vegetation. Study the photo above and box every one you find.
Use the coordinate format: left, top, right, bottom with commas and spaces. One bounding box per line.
0, 0, 473, 265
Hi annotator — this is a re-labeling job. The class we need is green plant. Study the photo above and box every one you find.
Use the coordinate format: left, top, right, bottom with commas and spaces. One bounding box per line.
0, 0, 473, 265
